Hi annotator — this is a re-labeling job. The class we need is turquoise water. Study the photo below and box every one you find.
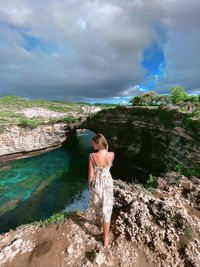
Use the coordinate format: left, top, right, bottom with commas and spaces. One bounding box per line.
0, 129, 150, 234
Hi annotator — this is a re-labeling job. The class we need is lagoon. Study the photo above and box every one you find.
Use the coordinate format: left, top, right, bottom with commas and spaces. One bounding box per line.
0, 129, 150, 234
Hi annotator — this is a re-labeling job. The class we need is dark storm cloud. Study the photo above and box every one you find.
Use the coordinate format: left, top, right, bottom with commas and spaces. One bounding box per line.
0, 0, 199, 101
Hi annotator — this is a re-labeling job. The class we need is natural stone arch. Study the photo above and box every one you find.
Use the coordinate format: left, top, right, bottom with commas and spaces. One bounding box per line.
73, 106, 200, 176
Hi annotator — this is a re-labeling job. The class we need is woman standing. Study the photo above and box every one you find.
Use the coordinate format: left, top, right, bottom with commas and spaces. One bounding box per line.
88, 133, 114, 246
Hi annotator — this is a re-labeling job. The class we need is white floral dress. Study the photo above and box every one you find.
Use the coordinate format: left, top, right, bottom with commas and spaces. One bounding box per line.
88, 153, 114, 223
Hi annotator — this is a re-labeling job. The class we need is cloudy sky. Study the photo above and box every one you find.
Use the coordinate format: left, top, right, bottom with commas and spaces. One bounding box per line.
0, 0, 199, 103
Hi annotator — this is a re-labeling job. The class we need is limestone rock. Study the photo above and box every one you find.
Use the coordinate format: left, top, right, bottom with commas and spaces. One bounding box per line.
0, 172, 199, 266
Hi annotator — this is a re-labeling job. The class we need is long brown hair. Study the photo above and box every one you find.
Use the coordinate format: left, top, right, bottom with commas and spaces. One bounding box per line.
92, 133, 108, 150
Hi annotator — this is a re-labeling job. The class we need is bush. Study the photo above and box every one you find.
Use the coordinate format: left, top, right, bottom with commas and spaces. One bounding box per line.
144, 174, 158, 191
115, 104, 127, 110
19, 118, 43, 128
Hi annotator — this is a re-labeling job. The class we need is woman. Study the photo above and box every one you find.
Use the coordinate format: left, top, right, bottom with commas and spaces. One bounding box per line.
88, 133, 115, 246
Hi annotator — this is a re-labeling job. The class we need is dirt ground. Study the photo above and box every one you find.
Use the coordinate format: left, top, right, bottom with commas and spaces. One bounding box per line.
0, 208, 153, 267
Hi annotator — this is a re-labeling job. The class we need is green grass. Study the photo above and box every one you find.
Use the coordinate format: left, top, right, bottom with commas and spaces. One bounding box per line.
17, 209, 81, 228
183, 224, 198, 239
0, 125, 6, 132
19, 118, 46, 128
170, 214, 198, 240
0, 95, 106, 128
0, 95, 90, 113
93, 103, 117, 107
174, 162, 200, 179
115, 104, 129, 110
0, 110, 20, 118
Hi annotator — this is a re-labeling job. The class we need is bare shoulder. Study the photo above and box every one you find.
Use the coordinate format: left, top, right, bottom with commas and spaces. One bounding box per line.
108, 151, 115, 160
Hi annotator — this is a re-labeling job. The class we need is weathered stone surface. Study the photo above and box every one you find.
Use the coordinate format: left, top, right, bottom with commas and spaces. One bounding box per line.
0, 106, 101, 160
0, 172, 199, 267
112, 173, 200, 266
80, 106, 200, 174
0, 123, 68, 157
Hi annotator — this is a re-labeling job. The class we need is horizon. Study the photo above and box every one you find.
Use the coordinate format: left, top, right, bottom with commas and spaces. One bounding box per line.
0, 89, 199, 105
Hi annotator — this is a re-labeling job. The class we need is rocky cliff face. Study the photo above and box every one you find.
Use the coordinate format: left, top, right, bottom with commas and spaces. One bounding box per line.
0, 123, 68, 158
82, 106, 200, 175
0, 106, 101, 161
1, 105, 199, 176
0, 171, 199, 267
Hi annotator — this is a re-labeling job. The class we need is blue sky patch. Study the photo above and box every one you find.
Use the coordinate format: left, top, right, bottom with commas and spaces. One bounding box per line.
22, 34, 59, 54
142, 42, 165, 76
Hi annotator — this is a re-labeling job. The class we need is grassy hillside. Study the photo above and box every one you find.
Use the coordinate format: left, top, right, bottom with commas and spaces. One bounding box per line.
0, 95, 117, 131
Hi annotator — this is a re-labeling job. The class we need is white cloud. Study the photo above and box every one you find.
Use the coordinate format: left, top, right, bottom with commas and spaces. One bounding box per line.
120, 85, 145, 97
153, 0, 200, 95
0, 0, 199, 101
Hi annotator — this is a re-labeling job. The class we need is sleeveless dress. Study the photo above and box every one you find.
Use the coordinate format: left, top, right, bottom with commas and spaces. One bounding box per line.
88, 153, 114, 223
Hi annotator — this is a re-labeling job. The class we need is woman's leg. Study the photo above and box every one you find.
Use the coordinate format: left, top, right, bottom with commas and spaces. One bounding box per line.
103, 221, 110, 246
98, 215, 103, 230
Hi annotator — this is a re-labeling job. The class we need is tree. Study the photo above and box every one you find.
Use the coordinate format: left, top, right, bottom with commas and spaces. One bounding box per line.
170, 87, 188, 104
129, 91, 170, 106
129, 96, 142, 106
140, 91, 159, 105
183, 94, 198, 103
155, 94, 171, 105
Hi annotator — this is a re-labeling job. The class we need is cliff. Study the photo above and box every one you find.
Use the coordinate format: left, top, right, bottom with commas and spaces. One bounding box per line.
0, 123, 67, 158
0, 104, 101, 161
0, 171, 199, 267
82, 105, 200, 176
1, 100, 199, 177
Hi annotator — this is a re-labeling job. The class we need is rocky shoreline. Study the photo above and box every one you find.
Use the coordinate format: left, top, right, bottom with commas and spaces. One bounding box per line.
0, 171, 199, 266
0, 143, 62, 166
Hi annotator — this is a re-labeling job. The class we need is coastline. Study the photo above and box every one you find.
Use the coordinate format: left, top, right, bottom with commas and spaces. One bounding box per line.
0, 143, 62, 166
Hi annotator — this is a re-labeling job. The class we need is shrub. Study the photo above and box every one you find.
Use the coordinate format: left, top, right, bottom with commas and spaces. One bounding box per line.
19, 118, 43, 128
144, 174, 158, 191
115, 104, 127, 110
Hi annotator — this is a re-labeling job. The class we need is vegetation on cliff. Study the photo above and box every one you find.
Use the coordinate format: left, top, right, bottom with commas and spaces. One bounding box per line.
0, 95, 115, 131
129, 87, 200, 107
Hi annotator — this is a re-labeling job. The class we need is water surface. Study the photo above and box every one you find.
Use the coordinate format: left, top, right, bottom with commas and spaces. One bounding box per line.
0, 129, 150, 234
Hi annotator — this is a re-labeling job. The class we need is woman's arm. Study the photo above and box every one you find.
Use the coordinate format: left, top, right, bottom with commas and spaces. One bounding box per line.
88, 155, 94, 191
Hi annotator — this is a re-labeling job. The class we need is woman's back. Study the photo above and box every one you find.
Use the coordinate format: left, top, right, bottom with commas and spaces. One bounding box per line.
91, 151, 114, 168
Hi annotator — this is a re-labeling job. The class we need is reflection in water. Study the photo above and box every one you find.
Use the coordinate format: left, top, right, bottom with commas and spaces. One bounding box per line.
0, 129, 150, 234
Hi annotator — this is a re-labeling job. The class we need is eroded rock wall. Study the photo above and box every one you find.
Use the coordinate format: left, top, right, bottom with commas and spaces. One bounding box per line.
82, 106, 200, 174
0, 123, 68, 157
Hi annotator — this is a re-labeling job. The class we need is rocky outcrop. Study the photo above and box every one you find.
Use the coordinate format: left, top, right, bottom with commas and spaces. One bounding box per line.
0, 123, 68, 159
15, 106, 102, 121
112, 172, 200, 266
0, 106, 101, 161
81, 105, 200, 175
0, 171, 199, 266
